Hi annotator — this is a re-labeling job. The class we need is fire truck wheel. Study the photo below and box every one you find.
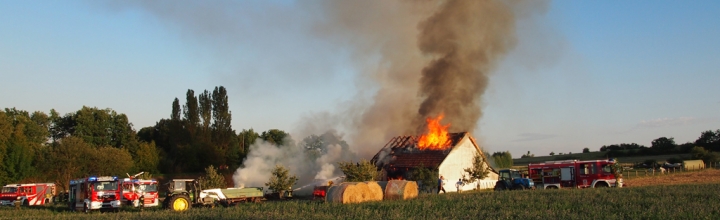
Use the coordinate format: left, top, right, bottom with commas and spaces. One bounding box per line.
595, 182, 609, 188
22, 200, 29, 206
83, 205, 89, 213
168, 195, 191, 211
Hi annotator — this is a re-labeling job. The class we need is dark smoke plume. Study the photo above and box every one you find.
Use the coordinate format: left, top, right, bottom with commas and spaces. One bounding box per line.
415, 0, 517, 133
97, 0, 547, 161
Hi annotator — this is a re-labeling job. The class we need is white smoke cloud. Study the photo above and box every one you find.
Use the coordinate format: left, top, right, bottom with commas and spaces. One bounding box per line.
232, 131, 355, 195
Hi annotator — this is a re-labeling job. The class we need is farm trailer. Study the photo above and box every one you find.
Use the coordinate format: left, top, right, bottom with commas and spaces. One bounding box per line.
163, 179, 264, 212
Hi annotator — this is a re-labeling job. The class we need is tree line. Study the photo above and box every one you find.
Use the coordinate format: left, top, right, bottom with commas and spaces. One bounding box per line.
598, 130, 720, 164
0, 86, 325, 191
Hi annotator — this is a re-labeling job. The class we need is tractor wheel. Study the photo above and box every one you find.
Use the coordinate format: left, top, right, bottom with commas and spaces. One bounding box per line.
513, 184, 526, 190
167, 195, 191, 212
494, 182, 506, 191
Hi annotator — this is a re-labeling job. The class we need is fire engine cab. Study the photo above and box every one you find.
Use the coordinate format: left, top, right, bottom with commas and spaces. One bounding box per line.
528, 159, 623, 189
69, 176, 121, 212
120, 178, 159, 208
0, 183, 56, 206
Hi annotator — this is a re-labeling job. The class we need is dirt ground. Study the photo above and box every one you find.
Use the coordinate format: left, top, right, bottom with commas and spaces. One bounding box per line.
624, 169, 720, 187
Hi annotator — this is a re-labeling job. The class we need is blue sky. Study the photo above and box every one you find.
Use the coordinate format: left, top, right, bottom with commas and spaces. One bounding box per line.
1, 0, 718, 157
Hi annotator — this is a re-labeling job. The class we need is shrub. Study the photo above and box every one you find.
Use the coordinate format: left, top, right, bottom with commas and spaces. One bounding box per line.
198, 165, 226, 189
265, 165, 298, 193
338, 159, 378, 182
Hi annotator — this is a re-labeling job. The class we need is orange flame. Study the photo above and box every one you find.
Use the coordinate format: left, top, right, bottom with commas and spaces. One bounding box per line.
417, 113, 451, 150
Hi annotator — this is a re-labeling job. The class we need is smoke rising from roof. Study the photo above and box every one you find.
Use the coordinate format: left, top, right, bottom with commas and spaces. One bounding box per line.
311, 0, 547, 158
99, 0, 548, 186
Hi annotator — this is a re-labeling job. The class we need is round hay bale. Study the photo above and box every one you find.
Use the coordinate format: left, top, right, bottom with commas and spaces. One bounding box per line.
404, 181, 418, 199
382, 180, 419, 200
326, 183, 363, 204
364, 181, 384, 201
342, 183, 363, 204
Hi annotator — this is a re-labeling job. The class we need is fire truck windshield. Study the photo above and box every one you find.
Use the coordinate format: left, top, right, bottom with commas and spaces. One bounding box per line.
92, 181, 118, 191
1, 187, 17, 193
139, 184, 157, 192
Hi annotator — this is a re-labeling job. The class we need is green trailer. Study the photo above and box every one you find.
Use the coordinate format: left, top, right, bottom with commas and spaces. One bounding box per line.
200, 187, 264, 206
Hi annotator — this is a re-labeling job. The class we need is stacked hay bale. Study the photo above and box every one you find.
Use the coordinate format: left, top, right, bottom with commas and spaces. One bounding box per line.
378, 180, 418, 200
326, 183, 362, 204
364, 181, 384, 201
326, 182, 386, 203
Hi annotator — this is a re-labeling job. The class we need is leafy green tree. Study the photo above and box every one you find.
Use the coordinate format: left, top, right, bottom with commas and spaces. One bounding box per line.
409, 164, 438, 193
183, 89, 200, 127
695, 130, 720, 151
549, 152, 555, 156
238, 129, 259, 155
690, 146, 720, 164
582, 148, 590, 153
461, 152, 491, 190
491, 151, 513, 168
40, 137, 94, 191
265, 165, 298, 194
651, 137, 677, 152
198, 90, 213, 131
198, 165, 227, 189
261, 129, 293, 147
0, 108, 51, 184
90, 146, 133, 176
171, 98, 181, 121
338, 159, 378, 182
55, 106, 139, 149
133, 141, 160, 173
207, 86, 234, 167
690, 146, 708, 159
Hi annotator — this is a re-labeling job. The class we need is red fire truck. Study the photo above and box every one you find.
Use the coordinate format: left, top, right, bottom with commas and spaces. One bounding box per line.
0, 183, 56, 206
120, 178, 159, 208
68, 176, 122, 212
528, 159, 623, 189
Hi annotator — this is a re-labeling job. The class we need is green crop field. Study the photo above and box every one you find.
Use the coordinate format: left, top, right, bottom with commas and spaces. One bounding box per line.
2, 183, 719, 219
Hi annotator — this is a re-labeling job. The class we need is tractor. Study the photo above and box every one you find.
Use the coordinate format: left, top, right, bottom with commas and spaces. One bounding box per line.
494, 169, 535, 191
162, 179, 214, 211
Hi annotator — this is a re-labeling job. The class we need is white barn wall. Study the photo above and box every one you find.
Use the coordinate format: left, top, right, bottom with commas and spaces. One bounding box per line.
438, 136, 498, 192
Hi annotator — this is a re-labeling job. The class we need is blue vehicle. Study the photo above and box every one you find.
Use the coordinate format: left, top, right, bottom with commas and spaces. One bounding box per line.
494, 169, 535, 191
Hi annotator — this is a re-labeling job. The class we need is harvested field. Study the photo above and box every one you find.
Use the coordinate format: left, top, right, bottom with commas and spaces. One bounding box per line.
624, 169, 720, 187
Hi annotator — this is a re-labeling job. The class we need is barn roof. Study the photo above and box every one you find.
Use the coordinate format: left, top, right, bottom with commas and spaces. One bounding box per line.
372, 132, 495, 171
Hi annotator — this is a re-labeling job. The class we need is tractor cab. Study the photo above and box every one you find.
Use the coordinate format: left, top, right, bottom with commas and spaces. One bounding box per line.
495, 169, 535, 191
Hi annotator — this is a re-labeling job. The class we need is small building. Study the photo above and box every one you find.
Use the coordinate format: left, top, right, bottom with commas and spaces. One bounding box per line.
371, 132, 498, 192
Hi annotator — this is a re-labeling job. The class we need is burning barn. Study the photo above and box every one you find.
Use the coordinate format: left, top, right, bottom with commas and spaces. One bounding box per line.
371, 132, 498, 192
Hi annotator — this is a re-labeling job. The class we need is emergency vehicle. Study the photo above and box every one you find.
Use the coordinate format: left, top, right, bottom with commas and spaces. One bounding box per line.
68, 176, 121, 212
120, 178, 159, 207
0, 183, 56, 206
528, 159, 623, 189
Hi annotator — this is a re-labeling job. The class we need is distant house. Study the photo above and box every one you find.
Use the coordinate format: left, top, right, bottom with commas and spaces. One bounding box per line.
371, 132, 498, 192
